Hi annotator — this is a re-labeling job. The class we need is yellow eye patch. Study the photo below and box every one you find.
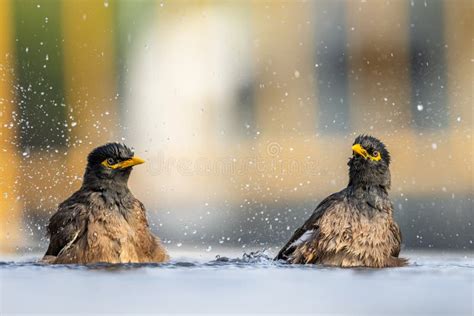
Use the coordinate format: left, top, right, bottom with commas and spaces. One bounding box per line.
351, 144, 382, 161
102, 159, 119, 169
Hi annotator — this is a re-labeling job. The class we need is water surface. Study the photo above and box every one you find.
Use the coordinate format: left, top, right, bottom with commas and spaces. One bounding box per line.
0, 250, 472, 315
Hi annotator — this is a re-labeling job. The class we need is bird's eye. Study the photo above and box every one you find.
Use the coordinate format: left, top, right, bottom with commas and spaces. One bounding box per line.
107, 158, 115, 165
372, 151, 379, 157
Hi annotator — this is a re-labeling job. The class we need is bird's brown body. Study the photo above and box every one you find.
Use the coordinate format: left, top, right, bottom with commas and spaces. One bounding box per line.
43, 143, 168, 264
276, 135, 407, 268
44, 193, 168, 264
284, 188, 405, 268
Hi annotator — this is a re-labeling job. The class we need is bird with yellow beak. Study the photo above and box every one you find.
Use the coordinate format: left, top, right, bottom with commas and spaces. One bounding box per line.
276, 135, 406, 268
43, 143, 168, 264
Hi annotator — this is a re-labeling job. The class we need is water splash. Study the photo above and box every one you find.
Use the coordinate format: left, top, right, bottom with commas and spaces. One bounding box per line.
0, 251, 472, 272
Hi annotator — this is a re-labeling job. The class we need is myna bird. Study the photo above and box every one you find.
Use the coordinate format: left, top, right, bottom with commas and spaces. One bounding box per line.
276, 135, 406, 268
42, 143, 168, 264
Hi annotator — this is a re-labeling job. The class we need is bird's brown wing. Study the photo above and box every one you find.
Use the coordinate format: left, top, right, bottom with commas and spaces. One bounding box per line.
275, 190, 345, 261
389, 220, 402, 257
44, 200, 88, 258
131, 199, 169, 262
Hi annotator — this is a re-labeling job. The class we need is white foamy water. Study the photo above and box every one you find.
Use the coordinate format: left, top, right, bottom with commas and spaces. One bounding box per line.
0, 250, 472, 315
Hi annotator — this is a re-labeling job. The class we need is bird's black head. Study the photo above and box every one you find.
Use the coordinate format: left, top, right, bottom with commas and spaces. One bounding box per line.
348, 135, 391, 189
83, 143, 145, 189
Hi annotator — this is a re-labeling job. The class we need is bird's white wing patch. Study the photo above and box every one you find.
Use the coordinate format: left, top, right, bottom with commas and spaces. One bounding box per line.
57, 230, 80, 257
290, 229, 315, 248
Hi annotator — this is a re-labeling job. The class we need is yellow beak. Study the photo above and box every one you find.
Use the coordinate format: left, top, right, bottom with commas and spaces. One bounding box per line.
102, 156, 145, 169
116, 156, 145, 169
352, 144, 369, 159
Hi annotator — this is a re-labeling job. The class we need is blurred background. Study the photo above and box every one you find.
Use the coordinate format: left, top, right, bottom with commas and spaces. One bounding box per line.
0, 0, 472, 256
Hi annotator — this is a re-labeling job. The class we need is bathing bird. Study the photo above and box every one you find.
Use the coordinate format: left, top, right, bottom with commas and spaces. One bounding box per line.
275, 135, 406, 267
43, 143, 168, 264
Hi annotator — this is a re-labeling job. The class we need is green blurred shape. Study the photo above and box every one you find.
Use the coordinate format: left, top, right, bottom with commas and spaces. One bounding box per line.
114, 0, 156, 115
13, 0, 66, 149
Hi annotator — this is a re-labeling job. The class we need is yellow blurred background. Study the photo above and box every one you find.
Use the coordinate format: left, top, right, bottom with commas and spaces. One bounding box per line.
0, 0, 472, 254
